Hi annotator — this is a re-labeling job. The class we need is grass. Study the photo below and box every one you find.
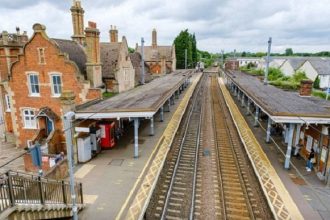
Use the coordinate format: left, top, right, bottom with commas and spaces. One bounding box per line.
103, 92, 117, 99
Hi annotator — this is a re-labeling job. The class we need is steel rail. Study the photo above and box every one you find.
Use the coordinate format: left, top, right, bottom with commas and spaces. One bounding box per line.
160, 74, 205, 220
212, 76, 256, 220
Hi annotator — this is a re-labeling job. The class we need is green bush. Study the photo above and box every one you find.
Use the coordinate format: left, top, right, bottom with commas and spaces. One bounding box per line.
292, 71, 308, 83
269, 80, 299, 90
268, 68, 284, 81
313, 76, 320, 89
103, 92, 117, 99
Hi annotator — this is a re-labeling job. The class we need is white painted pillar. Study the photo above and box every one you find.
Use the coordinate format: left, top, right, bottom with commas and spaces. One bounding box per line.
294, 124, 302, 146
266, 117, 272, 143
149, 116, 154, 136
254, 106, 259, 127
241, 93, 245, 107
160, 106, 164, 122
285, 125, 289, 144
284, 123, 295, 169
134, 118, 139, 158
246, 99, 250, 115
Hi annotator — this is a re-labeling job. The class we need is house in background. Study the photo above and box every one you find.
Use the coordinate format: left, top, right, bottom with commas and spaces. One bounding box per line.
237, 57, 261, 67
136, 29, 176, 75
258, 57, 287, 69
100, 26, 135, 93
298, 58, 330, 89
280, 57, 306, 76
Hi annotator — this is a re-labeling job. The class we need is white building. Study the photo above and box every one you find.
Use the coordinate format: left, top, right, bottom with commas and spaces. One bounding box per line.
280, 57, 306, 76
298, 58, 330, 89
237, 57, 261, 67
258, 57, 287, 69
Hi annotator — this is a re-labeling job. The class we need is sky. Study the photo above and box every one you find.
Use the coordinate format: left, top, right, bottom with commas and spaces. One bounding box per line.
0, 0, 330, 54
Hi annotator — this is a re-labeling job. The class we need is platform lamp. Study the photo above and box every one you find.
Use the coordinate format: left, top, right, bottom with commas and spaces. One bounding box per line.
264, 37, 272, 85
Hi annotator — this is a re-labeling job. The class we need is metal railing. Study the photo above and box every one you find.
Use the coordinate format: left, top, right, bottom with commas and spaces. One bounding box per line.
0, 171, 83, 214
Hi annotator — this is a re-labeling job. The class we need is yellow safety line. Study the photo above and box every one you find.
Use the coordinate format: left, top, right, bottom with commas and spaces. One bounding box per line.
116, 73, 202, 220
218, 77, 303, 220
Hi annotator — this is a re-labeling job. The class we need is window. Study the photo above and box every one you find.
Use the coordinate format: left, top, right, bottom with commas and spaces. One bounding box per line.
27, 140, 33, 148
23, 108, 37, 129
5, 94, 10, 112
51, 74, 62, 96
38, 48, 46, 64
28, 74, 40, 96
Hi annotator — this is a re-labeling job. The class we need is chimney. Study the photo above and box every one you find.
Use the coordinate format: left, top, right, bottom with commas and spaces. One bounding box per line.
71, 0, 85, 44
1, 31, 9, 45
85, 21, 102, 88
109, 25, 118, 43
152, 28, 157, 48
299, 79, 313, 96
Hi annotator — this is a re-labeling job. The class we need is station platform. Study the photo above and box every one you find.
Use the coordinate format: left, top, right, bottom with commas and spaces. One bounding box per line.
218, 78, 303, 220
76, 73, 202, 219
228, 81, 330, 219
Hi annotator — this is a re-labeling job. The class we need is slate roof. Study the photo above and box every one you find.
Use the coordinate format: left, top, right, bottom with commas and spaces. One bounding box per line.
52, 38, 87, 76
285, 57, 306, 70
100, 42, 121, 78
136, 46, 173, 61
129, 52, 151, 84
308, 58, 330, 75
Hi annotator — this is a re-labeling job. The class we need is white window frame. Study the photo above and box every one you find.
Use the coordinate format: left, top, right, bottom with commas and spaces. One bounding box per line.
37, 47, 46, 64
50, 73, 62, 97
5, 94, 11, 112
27, 73, 40, 97
27, 140, 33, 148
22, 108, 37, 129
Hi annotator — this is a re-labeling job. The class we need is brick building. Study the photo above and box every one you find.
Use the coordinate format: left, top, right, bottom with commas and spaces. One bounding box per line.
1, 0, 104, 151
0, 28, 28, 138
136, 29, 176, 75
4, 23, 102, 150
100, 26, 135, 93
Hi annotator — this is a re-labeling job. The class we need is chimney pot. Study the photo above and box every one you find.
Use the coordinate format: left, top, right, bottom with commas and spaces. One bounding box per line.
88, 21, 97, 29
299, 79, 313, 97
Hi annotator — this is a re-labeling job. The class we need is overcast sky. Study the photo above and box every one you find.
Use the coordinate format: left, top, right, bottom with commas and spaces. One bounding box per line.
1, 0, 330, 53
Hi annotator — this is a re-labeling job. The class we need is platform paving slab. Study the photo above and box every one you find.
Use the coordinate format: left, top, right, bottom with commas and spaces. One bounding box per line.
0, 139, 25, 174
228, 80, 330, 220
76, 74, 198, 220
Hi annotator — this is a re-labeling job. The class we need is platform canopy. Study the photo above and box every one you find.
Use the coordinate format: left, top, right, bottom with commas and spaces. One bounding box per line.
224, 70, 330, 124
75, 70, 192, 119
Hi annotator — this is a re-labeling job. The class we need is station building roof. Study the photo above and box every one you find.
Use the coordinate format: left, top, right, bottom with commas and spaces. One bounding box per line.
225, 70, 330, 124
75, 70, 193, 119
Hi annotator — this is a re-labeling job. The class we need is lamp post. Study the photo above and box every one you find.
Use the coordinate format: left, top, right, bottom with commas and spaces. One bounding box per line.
264, 37, 272, 85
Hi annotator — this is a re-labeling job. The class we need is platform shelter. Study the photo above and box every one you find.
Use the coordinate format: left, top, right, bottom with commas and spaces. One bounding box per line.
74, 70, 193, 158
222, 70, 330, 183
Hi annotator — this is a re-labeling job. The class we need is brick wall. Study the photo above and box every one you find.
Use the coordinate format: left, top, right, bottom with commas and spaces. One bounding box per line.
8, 31, 91, 147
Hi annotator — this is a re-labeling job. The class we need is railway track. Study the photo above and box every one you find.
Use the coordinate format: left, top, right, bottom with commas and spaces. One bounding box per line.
147, 73, 272, 220
211, 76, 257, 219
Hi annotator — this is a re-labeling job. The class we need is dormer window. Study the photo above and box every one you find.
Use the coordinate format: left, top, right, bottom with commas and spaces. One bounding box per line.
38, 48, 46, 64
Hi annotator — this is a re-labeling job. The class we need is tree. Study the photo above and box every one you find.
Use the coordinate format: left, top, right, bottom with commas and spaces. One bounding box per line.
174, 29, 194, 69
313, 75, 320, 89
285, 48, 293, 56
191, 33, 197, 66
241, 51, 247, 57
